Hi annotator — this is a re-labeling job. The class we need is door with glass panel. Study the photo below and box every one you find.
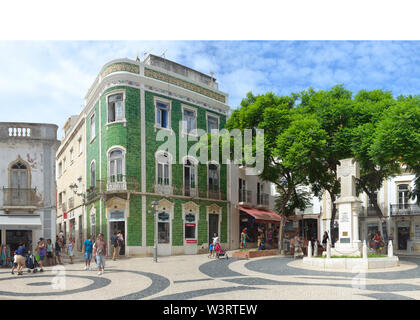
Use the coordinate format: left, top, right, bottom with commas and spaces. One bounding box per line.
184, 159, 196, 196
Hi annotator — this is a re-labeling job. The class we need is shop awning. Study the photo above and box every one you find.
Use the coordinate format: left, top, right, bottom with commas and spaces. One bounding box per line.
239, 206, 282, 224
0, 215, 42, 230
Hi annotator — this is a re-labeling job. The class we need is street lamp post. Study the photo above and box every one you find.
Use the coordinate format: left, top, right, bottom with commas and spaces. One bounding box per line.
151, 201, 159, 262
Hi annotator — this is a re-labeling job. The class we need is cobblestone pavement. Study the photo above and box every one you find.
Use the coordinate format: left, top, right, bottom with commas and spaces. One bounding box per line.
0, 253, 419, 300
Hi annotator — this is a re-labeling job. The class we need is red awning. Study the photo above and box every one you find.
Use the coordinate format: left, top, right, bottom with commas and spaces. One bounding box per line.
239, 206, 282, 224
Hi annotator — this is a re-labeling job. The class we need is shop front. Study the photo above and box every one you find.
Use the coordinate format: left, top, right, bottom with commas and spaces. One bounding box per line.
238, 206, 282, 249
0, 215, 42, 252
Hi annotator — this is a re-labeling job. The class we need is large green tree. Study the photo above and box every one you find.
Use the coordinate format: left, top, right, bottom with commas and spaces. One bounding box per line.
226, 92, 326, 252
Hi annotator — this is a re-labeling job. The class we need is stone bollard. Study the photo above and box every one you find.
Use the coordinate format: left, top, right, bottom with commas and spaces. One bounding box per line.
327, 240, 331, 259
362, 239, 368, 260
314, 241, 318, 257
388, 240, 393, 257
308, 241, 312, 258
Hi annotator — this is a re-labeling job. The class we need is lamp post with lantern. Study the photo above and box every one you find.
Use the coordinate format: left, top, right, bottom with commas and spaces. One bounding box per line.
151, 200, 159, 262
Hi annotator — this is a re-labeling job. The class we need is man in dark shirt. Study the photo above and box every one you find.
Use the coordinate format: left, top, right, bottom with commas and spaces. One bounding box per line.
111, 232, 118, 261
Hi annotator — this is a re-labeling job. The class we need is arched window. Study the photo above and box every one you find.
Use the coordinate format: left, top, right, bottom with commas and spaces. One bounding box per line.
90, 161, 96, 188
10, 161, 29, 189
109, 149, 124, 182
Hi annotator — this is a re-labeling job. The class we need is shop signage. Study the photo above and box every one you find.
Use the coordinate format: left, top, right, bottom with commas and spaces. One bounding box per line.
185, 213, 195, 222
186, 239, 197, 244
185, 223, 196, 227
69, 211, 75, 219
158, 211, 170, 222
63, 212, 67, 219
109, 210, 125, 221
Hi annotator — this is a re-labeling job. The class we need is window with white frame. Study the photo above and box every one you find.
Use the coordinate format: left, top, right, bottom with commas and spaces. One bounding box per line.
90, 113, 96, 140
207, 115, 219, 133
398, 184, 410, 209
208, 163, 219, 193
184, 212, 197, 240
90, 161, 96, 188
184, 158, 196, 196
70, 147, 74, 163
156, 101, 170, 129
183, 107, 197, 134
63, 157, 66, 171
108, 93, 124, 123
156, 152, 170, 185
109, 149, 124, 182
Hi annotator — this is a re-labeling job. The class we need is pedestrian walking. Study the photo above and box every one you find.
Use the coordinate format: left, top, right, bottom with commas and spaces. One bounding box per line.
293, 235, 304, 260
240, 228, 248, 249
11, 251, 17, 275
117, 231, 124, 256
111, 232, 118, 261
322, 231, 329, 249
82, 235, 94, 270
15, 242, 26, 276
93, 233, 107, 275
208, 241, 214, 258
37, 238, 46, 272
46, 239, 54, 266
68, 238, 75, 264
212, 233, 219, 257
55, 237, 63, 265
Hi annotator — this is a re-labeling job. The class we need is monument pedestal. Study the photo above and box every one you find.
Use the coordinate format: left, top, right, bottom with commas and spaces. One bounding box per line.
332, 196, 363, 256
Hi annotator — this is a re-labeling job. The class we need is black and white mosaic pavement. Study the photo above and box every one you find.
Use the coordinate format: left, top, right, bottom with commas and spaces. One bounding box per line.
0, 256, 419, 300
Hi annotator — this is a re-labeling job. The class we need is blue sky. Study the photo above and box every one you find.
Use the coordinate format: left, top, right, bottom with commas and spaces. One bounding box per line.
1, 40, 420, 138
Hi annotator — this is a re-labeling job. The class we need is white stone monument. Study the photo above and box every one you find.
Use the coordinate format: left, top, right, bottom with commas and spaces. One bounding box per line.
331, 158, 363, 257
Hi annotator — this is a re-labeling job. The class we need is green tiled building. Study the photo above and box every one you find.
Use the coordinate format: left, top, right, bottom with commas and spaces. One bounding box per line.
83, 55, 230, 256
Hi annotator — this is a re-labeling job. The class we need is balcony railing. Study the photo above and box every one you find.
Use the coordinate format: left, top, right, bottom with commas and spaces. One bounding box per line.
68, 197, 74, 210
152, 184, 226, 200
85, 176, 140, 202
2, 188, 39, 208
390, 204, 420, 216
62, 202, 67, 213
98, 175, 140, 193
239, 189, 252, 206
257, 193, 269, 207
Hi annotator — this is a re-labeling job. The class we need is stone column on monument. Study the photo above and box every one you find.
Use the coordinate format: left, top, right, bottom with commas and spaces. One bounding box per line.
308, 241, 312, 258
388, 240, 393, 257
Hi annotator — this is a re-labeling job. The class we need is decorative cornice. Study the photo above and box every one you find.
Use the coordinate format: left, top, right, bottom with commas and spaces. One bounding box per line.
145, 68, 226, 103
102, 62, 139, 78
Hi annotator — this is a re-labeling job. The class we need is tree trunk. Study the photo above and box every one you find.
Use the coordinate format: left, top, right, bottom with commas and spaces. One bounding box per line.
365, 189, 384, 220
278, 187, 293, 254
328, 191, 336, 243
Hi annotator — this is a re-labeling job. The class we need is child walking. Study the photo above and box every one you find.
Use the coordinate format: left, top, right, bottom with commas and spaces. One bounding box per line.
11, 251, 17, 275
68, 238, 75, 264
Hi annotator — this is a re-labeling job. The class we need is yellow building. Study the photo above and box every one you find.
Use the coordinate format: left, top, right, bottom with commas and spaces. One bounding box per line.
56, 115, 86, 252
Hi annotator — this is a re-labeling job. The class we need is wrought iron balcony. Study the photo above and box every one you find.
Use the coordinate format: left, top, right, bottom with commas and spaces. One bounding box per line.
68, 197, 74, 210
62, 202, 67, 213
2, 188, 39, 210
99, 175, 140, 193
390, 204, 420, 216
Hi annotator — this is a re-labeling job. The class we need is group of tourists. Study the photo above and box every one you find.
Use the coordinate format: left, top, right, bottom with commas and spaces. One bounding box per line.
9, 231, 124, 276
